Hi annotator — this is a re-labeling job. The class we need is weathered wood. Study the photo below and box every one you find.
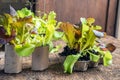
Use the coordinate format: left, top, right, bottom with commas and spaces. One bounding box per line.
106, 0, 118, 36
36, 0, 108, 31
116, 0, 120, 39
0, 36, 120, 79
36, 0, 45, 16
36, 0, 118, 36
4, 44, 22, 73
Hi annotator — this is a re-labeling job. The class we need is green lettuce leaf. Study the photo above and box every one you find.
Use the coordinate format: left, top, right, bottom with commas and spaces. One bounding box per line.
90, 53, 100, 62
87, 18, 95, 25
63, 54, 80, 74
103, 51, 112, 66
15, 44, 35, 56
94, 25, 102, 30
17, 8, 34, 18
50, 45, 62, 53
53, 31, 64, 40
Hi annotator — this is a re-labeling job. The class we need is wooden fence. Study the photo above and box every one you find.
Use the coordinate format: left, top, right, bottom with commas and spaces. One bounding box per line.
0, 0, 118, 36
36, 0, 118, 36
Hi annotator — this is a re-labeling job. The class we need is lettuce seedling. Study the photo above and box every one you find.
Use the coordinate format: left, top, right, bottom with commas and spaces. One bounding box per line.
62, 18, 112, 73
0, 8, 35, 56
30, 11, 63, 53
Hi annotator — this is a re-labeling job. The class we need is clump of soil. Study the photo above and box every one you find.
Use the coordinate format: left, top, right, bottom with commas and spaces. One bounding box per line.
59, 46, 78, 56
59, 46, 99, 61
78, 53, 90, 61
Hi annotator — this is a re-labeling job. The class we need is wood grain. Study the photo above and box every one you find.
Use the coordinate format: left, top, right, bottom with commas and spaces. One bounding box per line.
36, 0, 108, 31
0, 0, 118, 36
106, 0, 118, 36
116, 0, 120, 39
36, 0, 119, 36
0, 36, 120, 80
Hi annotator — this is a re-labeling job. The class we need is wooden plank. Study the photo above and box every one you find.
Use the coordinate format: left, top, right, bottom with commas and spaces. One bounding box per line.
54, 0, 88, 24
116, 0, 120, 39
106, 0, 118, 36
36, 0, 108, 31
87, 0, 108, 31
36, 0, 44, 16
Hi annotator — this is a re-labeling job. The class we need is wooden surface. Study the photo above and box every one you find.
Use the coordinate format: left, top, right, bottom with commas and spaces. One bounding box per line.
36, 0, 118, 36
0, 36, 120, 80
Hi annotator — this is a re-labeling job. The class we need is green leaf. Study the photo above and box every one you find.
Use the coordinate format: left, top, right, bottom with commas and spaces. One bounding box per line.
90, 53, 100, 62
63, 54, 80, 74
53, 31, 64, 40
62, 35, 68, 43
103, 51, 112, 66
48, 11, 56, 25
45, 25, 55, 45
87, 18, 95, 25
81, 29, 96, 50
94, 25, 102, 30
15, 44, 35, 56
42, 13, 47, 20
80, 18, 87, 24
17, 8, 34, 18
49, 42, 54, 52
50, 45, 62, 53
82, 24, 89, 32
55, 22, 62, 29
48, 11, 56, 21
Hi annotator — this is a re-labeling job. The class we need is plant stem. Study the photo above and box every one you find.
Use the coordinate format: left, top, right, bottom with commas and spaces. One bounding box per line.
21, 23, 25, 44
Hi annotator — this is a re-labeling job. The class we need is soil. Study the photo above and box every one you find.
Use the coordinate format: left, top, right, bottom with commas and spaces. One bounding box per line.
59, 46, 99, 61
78, 53, 90, 61
59, 46, 78, 56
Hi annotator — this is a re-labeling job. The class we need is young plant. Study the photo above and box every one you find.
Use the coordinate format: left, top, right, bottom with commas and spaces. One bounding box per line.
0, 8, 36, 56
62, 18, 112, 73
31, 11, 63, 52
